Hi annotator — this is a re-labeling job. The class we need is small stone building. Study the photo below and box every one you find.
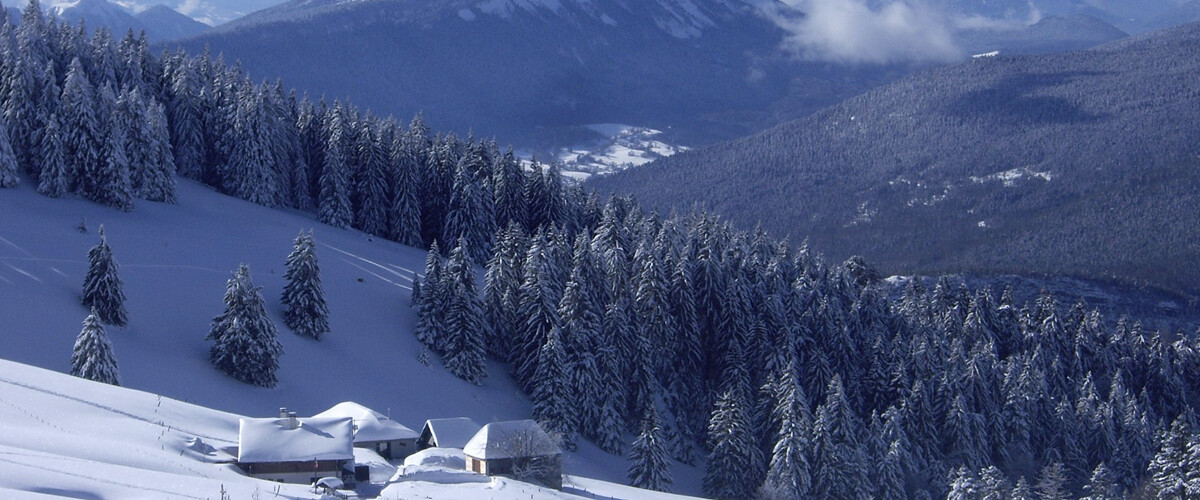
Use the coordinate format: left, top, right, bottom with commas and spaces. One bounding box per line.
314, 402, 419, 460
236, 412, 354, 484
418, 417, 482, 450
462, 420, 561, 489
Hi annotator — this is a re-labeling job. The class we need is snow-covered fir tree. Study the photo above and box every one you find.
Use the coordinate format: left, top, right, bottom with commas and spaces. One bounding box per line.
281, 229, 330, 340
441, 238, 487, 383
628, 405, 672, 492
70, 308, 120, 386
531, 324, 576, 450
704, 383, 762, 499
413, 241, 446, 354
0, 119, 19, 188
37, 111, 68, 197
206, 264, 284, 388
81, 226, 128, 327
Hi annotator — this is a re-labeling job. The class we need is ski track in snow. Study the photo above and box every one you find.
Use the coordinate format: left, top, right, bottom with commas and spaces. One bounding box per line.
0, 236, 35, 258
2, 262, 41, 283
322, 243, 415, 289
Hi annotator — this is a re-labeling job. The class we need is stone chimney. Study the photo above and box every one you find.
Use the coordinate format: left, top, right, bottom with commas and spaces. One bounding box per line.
279, 407, 288, 418
288, 412, 299, 429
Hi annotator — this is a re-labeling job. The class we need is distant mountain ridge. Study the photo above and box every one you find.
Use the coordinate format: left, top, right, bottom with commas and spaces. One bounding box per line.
170, 0, 1144, 155
37, 0, 209, 41
586, 22, 1200, 295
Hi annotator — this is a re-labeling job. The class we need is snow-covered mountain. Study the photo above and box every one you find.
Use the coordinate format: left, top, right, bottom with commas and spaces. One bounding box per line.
0, 177, 705, 495
132, 4, 209, 38
38, 0, 209, 40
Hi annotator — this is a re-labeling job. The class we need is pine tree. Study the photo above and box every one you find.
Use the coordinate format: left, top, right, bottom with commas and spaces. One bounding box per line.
88, 86, 133, 210
442, 238, 487, 384
810, 375, 871, 499
761, 367, 813, 500
0, 112, 18, 188
413, 241, 446, 354
628, 405, 672, 492
1081, 462, 1121, 500
1149, 416, 1197, 499
206, 264, 284, 388
281, 230, 330, 340
1035, 462, 1069, 500
81, 226, 128, 327
318, 105, 352, 228
704, 387, 761, 500
531, 324, 576, 450
70, 308, 120, 385
37, 112, 69, 197
387, 133, 422, 246
60, 57, 102, 195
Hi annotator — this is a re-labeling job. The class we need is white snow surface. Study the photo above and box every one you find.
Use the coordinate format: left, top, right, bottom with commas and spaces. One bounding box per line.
532, 123, 689, 181
313, 401, 419, 442
463, 419, 559, 459
0, 178, 705, 496
421, 417, 483, 449
404, 447, 467, 469
237, 416, 354, 462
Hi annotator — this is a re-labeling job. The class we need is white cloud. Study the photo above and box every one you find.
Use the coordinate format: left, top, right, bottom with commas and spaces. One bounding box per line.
761, 0, 965, 64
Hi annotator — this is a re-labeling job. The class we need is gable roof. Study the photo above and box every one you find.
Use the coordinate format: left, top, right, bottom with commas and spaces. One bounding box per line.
237, 416, 354, 463
462, 420, 559, 460
313, 401, 418, 443
420, 417, 482, 449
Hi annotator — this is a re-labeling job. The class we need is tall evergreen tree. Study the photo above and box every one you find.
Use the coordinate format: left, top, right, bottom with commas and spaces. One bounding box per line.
1149, 416, 1199, 499
318, 105, 352, 228
60, 57, 101, 194
206, 264, 284, 388
628, 405, 672, 492
531, 324, 576, 449
0, 118, 18, 187
36, 111, 68, 197
761, 365, 813, 500
704, 387, 761, 500
81, 226, 128, 327
442, 238, 487, 384
413, 241, 446, 354
70, 308, 120, 386
281, 230, 330, 340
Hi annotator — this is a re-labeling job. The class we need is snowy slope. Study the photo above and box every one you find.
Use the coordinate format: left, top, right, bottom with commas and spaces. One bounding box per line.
0, 179, 704, 494
0, 357, 700, 499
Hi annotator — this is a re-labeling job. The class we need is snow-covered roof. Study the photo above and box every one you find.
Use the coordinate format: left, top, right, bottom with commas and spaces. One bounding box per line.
421, 417, 483, 449
313, 401, 419, 443
237, 416, 354, 463
462, 420, 559, 460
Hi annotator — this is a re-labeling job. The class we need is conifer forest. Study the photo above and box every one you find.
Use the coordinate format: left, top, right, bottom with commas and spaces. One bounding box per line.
2, 1, 1200, 498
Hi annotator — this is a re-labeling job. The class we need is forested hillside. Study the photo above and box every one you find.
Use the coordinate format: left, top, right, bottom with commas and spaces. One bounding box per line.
3, 1, 1200, 499
587, 22, 1200, 295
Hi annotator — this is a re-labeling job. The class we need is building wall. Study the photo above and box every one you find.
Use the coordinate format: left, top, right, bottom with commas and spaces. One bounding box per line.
240, 459, 348, 484
464, 455, 562, 490
357, 438, 418, 460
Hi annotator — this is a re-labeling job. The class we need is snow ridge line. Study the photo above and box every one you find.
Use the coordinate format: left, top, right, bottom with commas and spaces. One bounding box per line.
0, 376, 233, 444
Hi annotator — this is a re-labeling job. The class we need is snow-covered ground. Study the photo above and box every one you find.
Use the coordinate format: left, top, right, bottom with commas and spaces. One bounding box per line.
0, 179, 704, 496
527, 124, 688, 181
0, 357, 699, 499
